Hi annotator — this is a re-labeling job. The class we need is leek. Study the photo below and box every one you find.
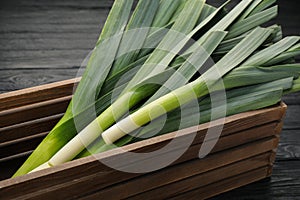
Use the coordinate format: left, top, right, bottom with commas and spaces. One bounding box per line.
14, 0, 300, 177
33, 27, 271, 169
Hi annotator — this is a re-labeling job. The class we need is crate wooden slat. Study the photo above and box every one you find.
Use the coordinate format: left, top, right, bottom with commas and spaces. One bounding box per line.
0, 79, 287, 200
170, 166, 272, 200
0, 78, 79, 111
0, 114, 63, 143
0, 95, 72, 128
111, 153, 274, 200
72, 142, 278, 200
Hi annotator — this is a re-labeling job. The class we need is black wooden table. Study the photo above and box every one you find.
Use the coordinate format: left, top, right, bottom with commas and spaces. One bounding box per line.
0, 0, 299, 199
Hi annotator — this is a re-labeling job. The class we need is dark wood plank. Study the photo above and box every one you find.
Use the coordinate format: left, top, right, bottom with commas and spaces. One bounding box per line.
0, 50, 93, 70
0, 0, 299, 92
277, 130, 300, 160
0, 69, 79, 92
0, 11, 107, 27
0, 0, 108, 74
0, 0, 114, 9
282, 105, 300, 130
0, 35, 98, 51
211, 161, 300, 199
0, 96, 71, 127
282, 92, 300, 105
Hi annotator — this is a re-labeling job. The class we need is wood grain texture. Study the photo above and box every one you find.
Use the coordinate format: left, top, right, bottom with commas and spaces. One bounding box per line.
277, 130, 300, 160
0, 69, 80, 93
0, 132, 47, 160
282, 92, 300, 105
282, 105, 300, 130
126, 153, 270, 200
0, 99, 284, 160
0, 0, 299, 199
0, 100, 284, 199
0, 113, 63, 143
0, 0, 299, 92
0, 137, 279, 200
211, 161, 300, 199
0, 95, 71, 127
0, 78, 79, 111
0, 118, 281, 179
172, 167, 271, 200
0, 119, 277, 161
84, 153, 273, 200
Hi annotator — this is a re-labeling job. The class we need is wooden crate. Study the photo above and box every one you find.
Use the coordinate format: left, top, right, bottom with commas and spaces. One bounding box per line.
0, 78, 287, 200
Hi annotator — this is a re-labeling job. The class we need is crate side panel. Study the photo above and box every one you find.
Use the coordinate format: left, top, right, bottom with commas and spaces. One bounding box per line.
0, 96, 71, 128
0, 136, 278, 200
170, 167, 270, 200
0, 78, 78, 111
120, 154, 271, 200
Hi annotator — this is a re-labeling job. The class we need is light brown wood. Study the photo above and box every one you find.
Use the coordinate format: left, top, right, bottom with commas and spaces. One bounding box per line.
138, 122, 280, 169
0, 136, 278, 199
0, 96, 71, 128
0, 78, 79, 111
0, 120, 278, 164
76, 140, 276, 200
122, 153, 271, 200
170, 166, 270, 200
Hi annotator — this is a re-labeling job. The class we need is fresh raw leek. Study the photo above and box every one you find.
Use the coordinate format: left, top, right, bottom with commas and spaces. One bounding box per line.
31, 27, 272, 169
14, 0, 300, 177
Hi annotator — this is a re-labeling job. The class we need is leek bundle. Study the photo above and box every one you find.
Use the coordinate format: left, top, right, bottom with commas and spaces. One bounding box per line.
14, 0, 300, 176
